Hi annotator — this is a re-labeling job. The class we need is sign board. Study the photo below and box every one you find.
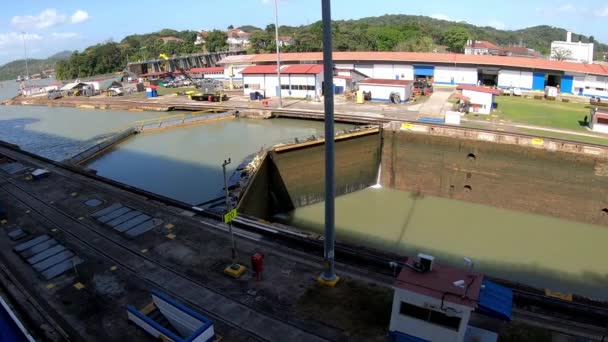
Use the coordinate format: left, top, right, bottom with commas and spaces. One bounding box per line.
223, 209, 237, 223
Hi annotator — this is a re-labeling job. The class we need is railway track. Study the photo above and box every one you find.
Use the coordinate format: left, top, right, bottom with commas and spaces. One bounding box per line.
0, 173, 331, 342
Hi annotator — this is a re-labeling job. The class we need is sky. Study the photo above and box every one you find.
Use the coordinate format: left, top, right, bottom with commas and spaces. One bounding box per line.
1, 0, 608, 65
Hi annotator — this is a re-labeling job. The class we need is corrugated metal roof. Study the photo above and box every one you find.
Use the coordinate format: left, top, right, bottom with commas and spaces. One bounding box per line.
240, 65, 279, 74
220, 51, 608, 76
453, 93, 471, 102
240, 64, 323, 75
395, 258, 483, 309
359, 78, 413, 86
282, 64, 323, 74
458, 84, 502, 95
477, 280, 513, 321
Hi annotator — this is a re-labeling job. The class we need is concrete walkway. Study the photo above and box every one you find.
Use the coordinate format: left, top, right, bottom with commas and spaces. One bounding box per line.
418, 88, 453, 116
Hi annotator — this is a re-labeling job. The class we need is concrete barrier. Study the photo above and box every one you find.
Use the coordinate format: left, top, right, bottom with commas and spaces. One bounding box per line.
64, 127, 136, 165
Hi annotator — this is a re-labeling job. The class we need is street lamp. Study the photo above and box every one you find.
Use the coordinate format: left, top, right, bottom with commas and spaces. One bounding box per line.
274, 0, 283, 108
222, 158, 246, 278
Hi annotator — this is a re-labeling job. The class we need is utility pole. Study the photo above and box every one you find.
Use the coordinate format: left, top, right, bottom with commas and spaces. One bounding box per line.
222, 158, 245, 278
318, 0, 339, 287
21, 32, 29, 81
274, 0, 283, 108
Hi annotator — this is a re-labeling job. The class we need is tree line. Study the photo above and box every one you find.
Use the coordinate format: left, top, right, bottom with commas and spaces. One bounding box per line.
55, 15, 607, 80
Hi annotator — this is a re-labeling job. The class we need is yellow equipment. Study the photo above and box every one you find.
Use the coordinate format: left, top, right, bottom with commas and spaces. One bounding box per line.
356, 90, 365, 104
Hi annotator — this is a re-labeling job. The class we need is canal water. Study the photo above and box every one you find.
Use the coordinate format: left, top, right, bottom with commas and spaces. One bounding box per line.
285, 187, 608, 300
86, 118, 354, 205
0, 80, 167, 160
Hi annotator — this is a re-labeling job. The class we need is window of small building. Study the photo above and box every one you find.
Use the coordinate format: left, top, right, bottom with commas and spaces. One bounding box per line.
399, 302, 461, 331
307, 85, 315, 91
281, 85, 289, 90
244, 84, 249, 88
598, 117, 608, 125
400, 302, 430, 321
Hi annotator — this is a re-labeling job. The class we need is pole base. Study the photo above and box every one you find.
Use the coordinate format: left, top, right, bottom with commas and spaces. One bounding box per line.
224, 264, 246, 279
317, 274, 340, 287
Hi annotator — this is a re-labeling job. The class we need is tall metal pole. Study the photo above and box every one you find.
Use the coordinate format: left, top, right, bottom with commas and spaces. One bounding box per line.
222, 158, 237, 264
319, 0, 337, 284
21, 32, 29, 81
274, 0, 283, 108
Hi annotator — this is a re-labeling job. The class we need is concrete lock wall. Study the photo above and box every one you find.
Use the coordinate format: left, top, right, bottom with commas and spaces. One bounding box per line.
381, 127, 608, 226
239, 131, 382, 219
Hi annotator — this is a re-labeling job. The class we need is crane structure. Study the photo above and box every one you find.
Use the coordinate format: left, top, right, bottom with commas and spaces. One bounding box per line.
158, 54, 226, 102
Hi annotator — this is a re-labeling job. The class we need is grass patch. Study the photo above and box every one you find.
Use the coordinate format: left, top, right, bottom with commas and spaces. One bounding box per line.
517, 128, 608, 145
297, 280, 392, 338
493, 96, 590, 131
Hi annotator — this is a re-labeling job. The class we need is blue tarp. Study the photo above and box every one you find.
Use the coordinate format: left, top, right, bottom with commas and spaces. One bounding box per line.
418, 117, 445, 124
477, 280, 513, 321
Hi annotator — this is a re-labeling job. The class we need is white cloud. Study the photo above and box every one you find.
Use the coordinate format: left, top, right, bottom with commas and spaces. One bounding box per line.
558, 4, 575, 11
51, 32, 79, 39
597, 7, 608, 16
71, 10, 89, 24
488, 20, 506, 30
0, 32, 42, 46
11, 9, 89, 30
12, 9, 66, 29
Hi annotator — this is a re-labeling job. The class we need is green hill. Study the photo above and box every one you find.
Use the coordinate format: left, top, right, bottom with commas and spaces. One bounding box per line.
0, 50, 73, 81
277, 15, 607, 57
53, 16, 607, 80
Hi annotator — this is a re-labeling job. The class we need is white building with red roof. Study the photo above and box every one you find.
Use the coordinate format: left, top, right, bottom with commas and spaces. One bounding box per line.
239, 64, 324, 99
388, 255, 512, 342
456, 85, 502, 114
464, 40, 500, 56
590, 108, 608, 134
358, 78, 413, 103
219, 51, 608, 98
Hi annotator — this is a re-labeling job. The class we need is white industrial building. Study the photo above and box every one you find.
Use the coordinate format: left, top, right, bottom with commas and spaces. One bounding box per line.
219, 51, 608, 99
551, 31, 594, 64
189, 67, 225, 80
240, 64, 323, 99
388, 255, 512, 342
590, 108, 608, 134
457, 85, 501, 114
358, 79, 413, 103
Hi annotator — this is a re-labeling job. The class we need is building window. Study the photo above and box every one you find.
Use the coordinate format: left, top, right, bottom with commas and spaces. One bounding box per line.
307, 85, 315, 91
281, 85, 289, 90
598, 117, 608, 125
244, 84, 249, 89
399, 302, 462, 331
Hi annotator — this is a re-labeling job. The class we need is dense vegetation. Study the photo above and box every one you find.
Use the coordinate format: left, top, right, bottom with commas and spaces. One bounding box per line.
52, 15, 607, 80
0, 51, 71, 81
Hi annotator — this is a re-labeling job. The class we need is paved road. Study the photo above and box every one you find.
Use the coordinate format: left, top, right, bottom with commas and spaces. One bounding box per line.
418, 88, 453, 116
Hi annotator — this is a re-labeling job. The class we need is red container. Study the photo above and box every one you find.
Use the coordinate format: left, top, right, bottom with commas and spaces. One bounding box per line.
251, 253, 264, 274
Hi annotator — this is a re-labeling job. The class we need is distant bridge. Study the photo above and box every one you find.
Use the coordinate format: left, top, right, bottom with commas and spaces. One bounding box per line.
126, 50, 245, 75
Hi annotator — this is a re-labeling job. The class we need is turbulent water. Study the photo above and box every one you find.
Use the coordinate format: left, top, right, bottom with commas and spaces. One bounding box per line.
86, 118, 354, 205
286, 187, 608, 300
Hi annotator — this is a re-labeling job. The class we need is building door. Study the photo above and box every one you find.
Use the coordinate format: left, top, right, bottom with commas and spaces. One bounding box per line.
560, 75, 574, 94
413, 65, 435, 79
532, 72, 545, 91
